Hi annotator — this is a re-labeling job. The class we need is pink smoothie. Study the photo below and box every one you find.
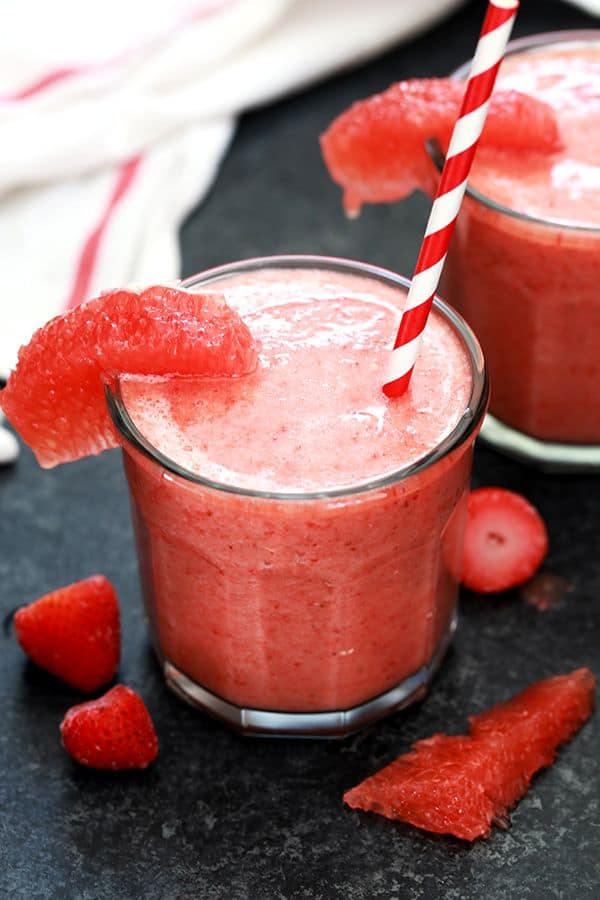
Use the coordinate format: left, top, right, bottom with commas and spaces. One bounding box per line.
443, 37, 600, 444
116, 264, 480, 714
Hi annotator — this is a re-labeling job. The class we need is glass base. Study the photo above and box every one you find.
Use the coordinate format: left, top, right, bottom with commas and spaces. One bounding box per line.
163, 613, 456, 738
480, 414, 600, 473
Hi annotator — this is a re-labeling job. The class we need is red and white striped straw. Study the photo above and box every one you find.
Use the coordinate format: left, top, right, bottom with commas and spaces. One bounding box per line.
383, 0, 519, 398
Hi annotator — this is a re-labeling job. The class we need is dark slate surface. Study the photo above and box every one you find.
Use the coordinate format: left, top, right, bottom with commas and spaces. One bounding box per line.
2, 2, 599, 898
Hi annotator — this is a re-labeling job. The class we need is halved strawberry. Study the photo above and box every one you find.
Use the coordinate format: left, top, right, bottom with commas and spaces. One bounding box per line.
14, 575, 120, 691
60, 685, 158, 770
461, 488, 548, 594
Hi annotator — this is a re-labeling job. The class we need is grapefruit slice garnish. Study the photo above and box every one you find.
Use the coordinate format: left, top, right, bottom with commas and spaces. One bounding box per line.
344, 668, 595, 841
320, 78, 562, 215
0, 285, 258, 468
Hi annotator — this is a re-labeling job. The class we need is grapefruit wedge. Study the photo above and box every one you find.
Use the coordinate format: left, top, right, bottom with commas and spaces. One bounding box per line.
344, 668, 595, 841
320, 78, 562, 215
0, 285, 258, 468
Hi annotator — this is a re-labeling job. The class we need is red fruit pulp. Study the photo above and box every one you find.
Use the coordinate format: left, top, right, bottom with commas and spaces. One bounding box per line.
320, 78, 561, 215
321, 79, 462, 215
0, 285, 258, 468
344, 668, 595, 840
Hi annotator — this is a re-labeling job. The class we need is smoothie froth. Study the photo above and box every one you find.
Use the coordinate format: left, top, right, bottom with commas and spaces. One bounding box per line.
121, 269, 471, 492
470, 42, 600, 225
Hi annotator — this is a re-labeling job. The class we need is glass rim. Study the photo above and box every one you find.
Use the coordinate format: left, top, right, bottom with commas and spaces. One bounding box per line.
450, 29, 600, 234
105, 255, 488, 501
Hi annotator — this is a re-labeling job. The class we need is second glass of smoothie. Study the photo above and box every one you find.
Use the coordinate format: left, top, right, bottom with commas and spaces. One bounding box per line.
443, 31, 600, 470
107, 256, 487, 737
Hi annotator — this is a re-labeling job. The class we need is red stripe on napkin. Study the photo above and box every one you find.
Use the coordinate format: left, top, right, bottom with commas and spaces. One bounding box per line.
64, 156, 141, 311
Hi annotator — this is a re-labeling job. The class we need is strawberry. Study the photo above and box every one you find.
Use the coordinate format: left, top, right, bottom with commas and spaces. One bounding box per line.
60, 685, 159, 770
14, 575, 120, 691
461, 488, 549, 594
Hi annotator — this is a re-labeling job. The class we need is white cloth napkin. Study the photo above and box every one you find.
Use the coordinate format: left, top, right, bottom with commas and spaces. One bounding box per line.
568, 0, 600, 14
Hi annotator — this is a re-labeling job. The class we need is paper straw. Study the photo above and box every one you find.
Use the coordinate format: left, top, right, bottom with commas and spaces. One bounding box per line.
383, 0, 519, 398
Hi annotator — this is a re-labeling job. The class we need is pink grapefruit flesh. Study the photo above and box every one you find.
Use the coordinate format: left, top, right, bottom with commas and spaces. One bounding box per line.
344, 668, 595, 841
320, 78, 562, 215
1, 285, 258, 468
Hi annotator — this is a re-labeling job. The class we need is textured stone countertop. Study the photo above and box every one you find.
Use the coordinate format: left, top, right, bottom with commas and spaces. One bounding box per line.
2, 2, 599, 897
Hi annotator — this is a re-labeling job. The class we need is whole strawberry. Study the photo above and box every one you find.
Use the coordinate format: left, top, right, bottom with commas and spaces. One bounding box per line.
60, 685, 159, 770
14, 575, 120, 691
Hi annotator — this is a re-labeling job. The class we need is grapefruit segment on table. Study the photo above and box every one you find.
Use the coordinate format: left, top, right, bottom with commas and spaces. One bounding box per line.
320, 78, 561, 215
0, 285, 258, 468
344, 668, 595, 841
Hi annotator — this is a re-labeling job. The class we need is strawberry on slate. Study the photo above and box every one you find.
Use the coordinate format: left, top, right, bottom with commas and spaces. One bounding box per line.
60, 685, 159, 770
14, 575, 120, 691
461, 488, 549, 594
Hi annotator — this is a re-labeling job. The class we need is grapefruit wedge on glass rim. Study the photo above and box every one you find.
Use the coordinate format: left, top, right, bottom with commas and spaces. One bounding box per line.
320, 78, 562, 216
0, 285, 258, 468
